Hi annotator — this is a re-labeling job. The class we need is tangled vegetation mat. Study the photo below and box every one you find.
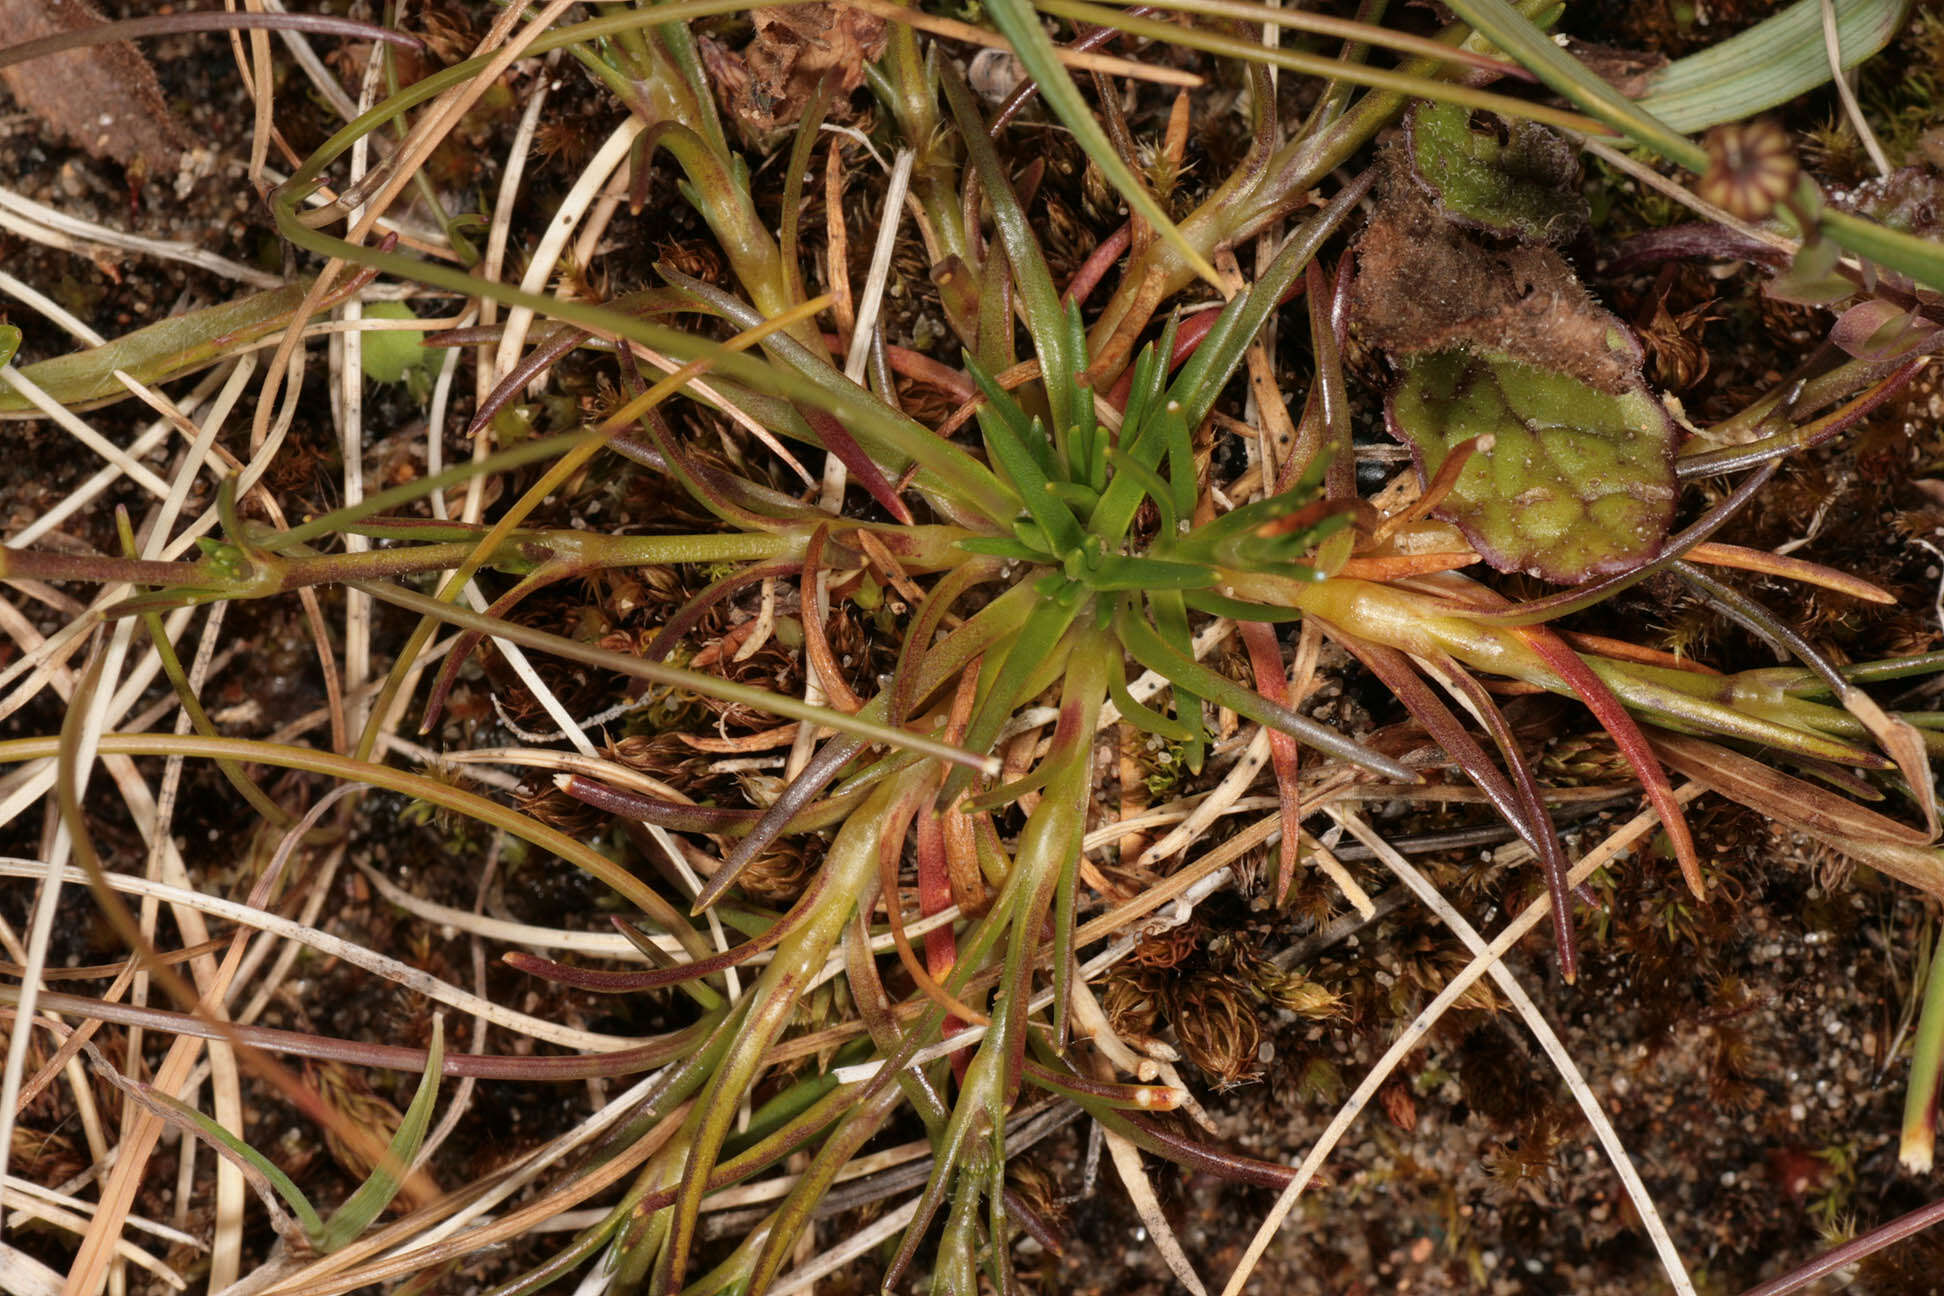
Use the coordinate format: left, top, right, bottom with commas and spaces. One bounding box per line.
3, 1, 1944, 1294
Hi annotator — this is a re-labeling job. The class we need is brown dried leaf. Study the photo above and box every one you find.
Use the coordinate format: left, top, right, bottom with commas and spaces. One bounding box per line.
1646, 729, 1932, 848
1349, 155, 1643, 394
698, 5, 887, 142
1559, 38, 1667, 99
1380, 1081, 1418, 1133
0, 0, 187, 174
1648, 729, 1944, 900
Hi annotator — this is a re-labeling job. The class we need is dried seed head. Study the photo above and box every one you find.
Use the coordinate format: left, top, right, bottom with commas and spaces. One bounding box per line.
1169, 975, 1263, 1088
1103, 967, 1164, 1039
1245, 956, 1344, 1020
735, 841, 817, 905
1697, 120, 1799, 222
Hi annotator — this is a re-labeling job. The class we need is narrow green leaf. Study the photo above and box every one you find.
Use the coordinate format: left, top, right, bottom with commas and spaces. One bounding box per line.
1148, 589, 1206, 772
1120, 321, 1176, 439
1167, 175, 1370, 428
981, 0, 1223, 288
319, 1016, 446, 1251
958, 536, 1050, 563
1116, 601, 1418, 782
1109, 653, 1199, 741
138, 1085, 326, 1244
1088, 555, 1215, 591
1064, 298, 1095, 462
965, 356, 1062, 489
1903, 923, 1944, 1167
0, 282, 313, 414
941, 595, 1082, 804
971, 395, 1087, 556
1104, 444, 1179, 539
940, 68, 1071, 393
1639, 0, 1910, 134
1094, 395, 1183, 544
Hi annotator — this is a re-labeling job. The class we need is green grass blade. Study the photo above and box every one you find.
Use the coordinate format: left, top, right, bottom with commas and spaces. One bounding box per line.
135, 1084, 326, 1244
966, 373, 1087, 554
1902, 923, 1944, 1170
1638, 0, 1910, 133
319, 1016, 446, 1251
0, 282, 314, 414
984, 0, 1223, 288
940, 67, 1075, 401
1108, 652, 1199, 741
1167, 175, 1369, 428
1147, 589, 1207, 772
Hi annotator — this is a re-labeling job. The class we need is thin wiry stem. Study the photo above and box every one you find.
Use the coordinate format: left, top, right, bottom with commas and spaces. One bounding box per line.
0, 11, 423, 72
1737, 1192, 1944, 1296
1215, 790, 1706, 1296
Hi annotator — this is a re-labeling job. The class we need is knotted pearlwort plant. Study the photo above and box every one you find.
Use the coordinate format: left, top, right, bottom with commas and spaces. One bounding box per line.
4, 1, 1944, 1294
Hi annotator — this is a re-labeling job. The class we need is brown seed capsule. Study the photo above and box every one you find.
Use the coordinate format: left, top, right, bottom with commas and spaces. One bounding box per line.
1697, 119, 1799, 222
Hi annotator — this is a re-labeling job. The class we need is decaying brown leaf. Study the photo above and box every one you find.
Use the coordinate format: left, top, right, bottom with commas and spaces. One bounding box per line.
1349, 152, 1643, 394
0, 0, 188, 175
1559, 38, 1667, 99
698, 5, 887, 142
1648, 729, 1929, 847
1647, 729, 1944, 899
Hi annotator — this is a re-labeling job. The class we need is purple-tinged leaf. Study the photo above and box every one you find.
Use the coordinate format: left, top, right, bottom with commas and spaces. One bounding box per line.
1829, 298, 1942, 363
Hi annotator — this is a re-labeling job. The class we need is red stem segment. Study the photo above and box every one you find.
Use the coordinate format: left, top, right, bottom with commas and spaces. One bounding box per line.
1238, 621, 1305, 905
1737, 1193, 1944, 1296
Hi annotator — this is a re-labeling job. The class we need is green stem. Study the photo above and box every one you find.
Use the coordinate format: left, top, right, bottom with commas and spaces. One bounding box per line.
1904, 920, 1944, 1171
1266, 575, 1885, 765
649, 774, 914, 1293
640, 120, 802, 340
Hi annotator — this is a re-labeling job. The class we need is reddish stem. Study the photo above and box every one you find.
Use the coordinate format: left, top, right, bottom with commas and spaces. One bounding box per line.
1104, 276, 1308, 410
1517, 624, 1703, 897
1062, 221, 1132, 308
821, 334, 976, 401
1238, 621, 1304, 905
1738, 1193, 1944, 1296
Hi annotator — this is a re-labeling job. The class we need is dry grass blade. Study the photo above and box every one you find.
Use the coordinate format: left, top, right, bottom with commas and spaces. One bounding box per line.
1105, 1126, 1209, 1295
1329, 808, 1696, 1295
1218, 786, 1706, 1296
1647, 731, 1944, 897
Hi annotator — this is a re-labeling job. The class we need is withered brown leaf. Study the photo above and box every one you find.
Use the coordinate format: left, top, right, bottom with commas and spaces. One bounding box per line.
0, 0, 188, 174
697, 5, 887, 143
1349, 151, 1643, 395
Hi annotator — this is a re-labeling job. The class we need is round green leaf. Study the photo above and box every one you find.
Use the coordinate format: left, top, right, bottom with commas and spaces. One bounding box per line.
1387, 348, 1676, 583
359, 301, 429, 383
